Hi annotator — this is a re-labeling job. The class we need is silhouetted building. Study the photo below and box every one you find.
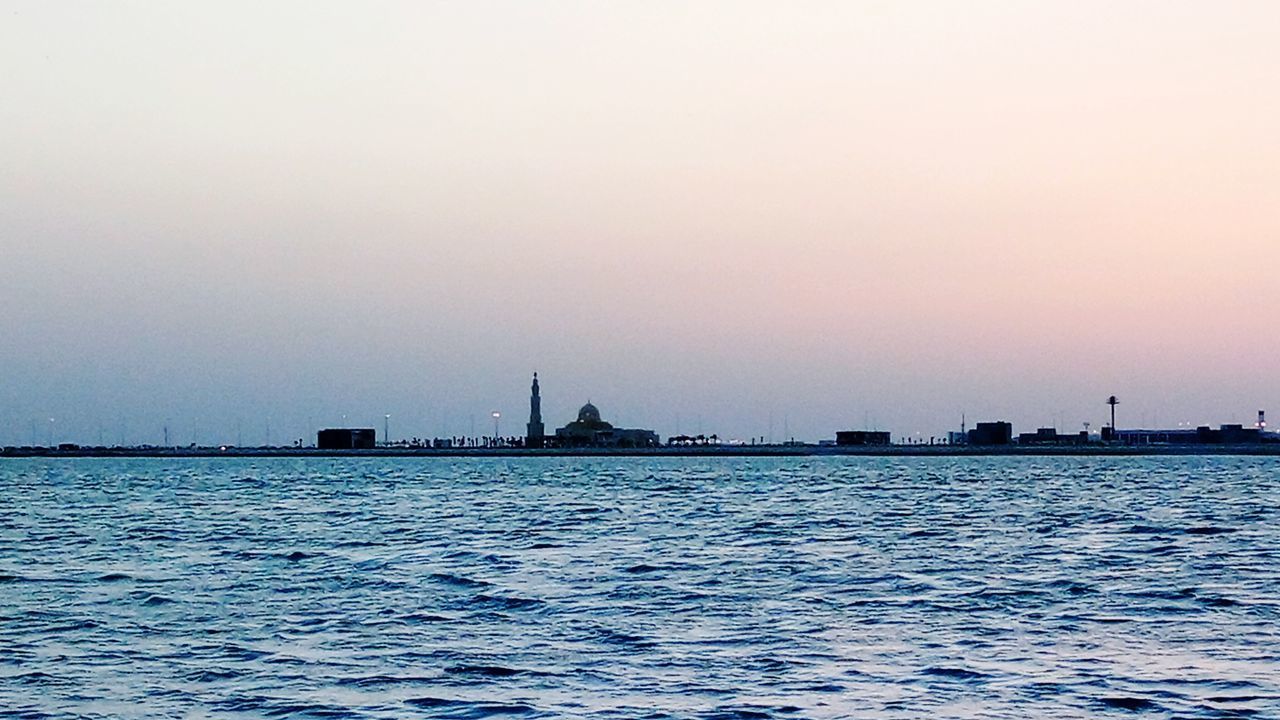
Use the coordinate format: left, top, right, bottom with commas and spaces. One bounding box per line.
1113, 428, 1197, 444
1114, 424, 1265, 445
1017, 427, 1089, 445
555, 402, 659, 448
526, 373, 545, 448
1219, 424, 1261, 443
968, 421, 1013, 446
836, 430, 891, 446
317, 428, 375, 450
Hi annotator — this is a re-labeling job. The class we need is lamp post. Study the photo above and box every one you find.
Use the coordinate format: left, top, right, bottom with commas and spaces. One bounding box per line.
1105, 395, 1120, 443
491, 411, 501, 445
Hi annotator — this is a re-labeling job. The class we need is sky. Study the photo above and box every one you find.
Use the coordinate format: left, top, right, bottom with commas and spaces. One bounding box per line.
2, 1, 1278, 446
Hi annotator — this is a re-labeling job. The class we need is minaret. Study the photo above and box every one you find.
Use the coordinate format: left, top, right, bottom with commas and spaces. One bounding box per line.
526, 372, 545, 448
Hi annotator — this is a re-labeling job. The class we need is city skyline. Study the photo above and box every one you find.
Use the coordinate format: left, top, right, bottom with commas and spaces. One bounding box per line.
2, 370, 1271, 448
2, 2, 1277, 445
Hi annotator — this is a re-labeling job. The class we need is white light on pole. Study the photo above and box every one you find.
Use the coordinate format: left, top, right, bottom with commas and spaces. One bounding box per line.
492, 411, 501, 442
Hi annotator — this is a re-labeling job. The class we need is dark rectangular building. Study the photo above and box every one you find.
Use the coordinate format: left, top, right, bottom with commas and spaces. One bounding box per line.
968, 421, 1013, 446
1117, 424, 1264, 445
836, 430, 891, 446
1017, 428, 1089, 445
317, 428, 376, 450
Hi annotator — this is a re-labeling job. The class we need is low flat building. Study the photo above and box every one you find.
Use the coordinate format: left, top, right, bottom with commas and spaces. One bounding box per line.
1017, 428, 1089, 445
317, 428, 376, 450
1116, 424, 1264, 445
835, 430, 891, 446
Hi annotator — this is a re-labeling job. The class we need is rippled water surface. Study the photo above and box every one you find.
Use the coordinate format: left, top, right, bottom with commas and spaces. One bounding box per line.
2, 456, 1278, 718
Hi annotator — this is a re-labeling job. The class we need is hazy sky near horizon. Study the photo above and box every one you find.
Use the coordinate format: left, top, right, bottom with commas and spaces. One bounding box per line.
2, 1, 1278, 445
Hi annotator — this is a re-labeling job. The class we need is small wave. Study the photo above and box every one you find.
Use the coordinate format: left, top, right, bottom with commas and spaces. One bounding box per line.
96, 572, 133, 582
405, 697, 466, 708
405, 697, 536, 715
921, 666, 987, 680
470, 594, 544, 611
588, 627, 652, 647
260, 702, 358, 718
1045, 579, 1096, 595
431, 572, 492, 588
1185, 526, 1236, 536
228, 549, 318, 562
8, 671, 72, 686
44, 618, 103, 633
130, 591, 176, 606
126, 528, 182, 542
801, 683, 845, 692
2, 710, 58, 720
625, 564, 663, 574
1125, 524, 1172, 535
214, 644, 271, 662
184, 668, 241, 682
400, 612, 453, 624
1097, 696, 1161, 711
445, 664, 527, 678
903, 528, 947, 538
336, 673, 433, 687
1132, 586, 1197, 599
703, 706, 802, 720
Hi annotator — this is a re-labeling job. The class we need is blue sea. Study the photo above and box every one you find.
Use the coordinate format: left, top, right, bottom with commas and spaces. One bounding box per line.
2, 457, 1277, 718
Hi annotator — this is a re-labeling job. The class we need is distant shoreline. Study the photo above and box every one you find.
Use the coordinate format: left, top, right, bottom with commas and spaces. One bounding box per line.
4, 445, 1279, 458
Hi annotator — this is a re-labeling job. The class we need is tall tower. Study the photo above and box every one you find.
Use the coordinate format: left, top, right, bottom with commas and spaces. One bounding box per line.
526, 373, 545, 448
1104, 395, 1120, 442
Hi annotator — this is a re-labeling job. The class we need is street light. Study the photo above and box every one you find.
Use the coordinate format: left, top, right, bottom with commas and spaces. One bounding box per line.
384, 414, 391, 447
491, 411, 501, 443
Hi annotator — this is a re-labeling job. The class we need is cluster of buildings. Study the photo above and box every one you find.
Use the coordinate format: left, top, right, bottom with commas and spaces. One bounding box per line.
525, 374, 659, 448
314, 384, 1274, 451
317, 374, 660, 450
955, 408, 1274, 447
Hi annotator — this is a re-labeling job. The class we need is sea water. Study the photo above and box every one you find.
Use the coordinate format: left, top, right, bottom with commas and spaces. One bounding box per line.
1, 456, 1277, 718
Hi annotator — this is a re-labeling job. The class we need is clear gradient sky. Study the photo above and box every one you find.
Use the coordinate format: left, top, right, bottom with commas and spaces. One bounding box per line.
2, 1, 1278, 446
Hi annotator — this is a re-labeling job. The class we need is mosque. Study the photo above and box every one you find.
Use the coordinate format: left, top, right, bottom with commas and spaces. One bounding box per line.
525, 374, 659, 448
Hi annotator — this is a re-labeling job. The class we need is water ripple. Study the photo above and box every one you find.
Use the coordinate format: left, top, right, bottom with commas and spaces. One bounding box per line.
1, 456, 1278, 718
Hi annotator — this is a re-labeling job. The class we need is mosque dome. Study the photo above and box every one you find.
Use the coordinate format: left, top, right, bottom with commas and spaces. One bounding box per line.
577, 402, 601, 423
